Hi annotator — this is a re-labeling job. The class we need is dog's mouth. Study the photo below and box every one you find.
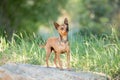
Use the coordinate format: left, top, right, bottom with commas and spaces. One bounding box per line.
61, 31, 68, 36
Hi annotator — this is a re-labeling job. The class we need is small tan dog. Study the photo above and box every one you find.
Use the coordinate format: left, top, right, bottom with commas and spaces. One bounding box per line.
42, 18, 70, 70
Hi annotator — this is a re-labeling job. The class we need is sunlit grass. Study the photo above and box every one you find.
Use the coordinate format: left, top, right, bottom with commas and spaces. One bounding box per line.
0, 31, 120, 79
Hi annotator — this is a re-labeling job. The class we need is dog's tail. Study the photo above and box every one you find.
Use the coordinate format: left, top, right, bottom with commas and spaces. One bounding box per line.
39, 41, 46, 48
39, 45, 45, 48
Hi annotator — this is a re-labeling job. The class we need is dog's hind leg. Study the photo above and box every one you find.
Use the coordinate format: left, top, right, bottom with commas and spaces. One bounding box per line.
45, 47, 51, 68
67, 51, 70, 70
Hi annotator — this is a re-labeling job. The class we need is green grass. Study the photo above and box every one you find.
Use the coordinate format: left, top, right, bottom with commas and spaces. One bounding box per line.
70, 34, 120, 79
0, 32, 120, 79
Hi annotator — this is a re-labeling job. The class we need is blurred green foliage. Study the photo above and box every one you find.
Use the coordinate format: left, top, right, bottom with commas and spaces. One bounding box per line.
0, 0, 68, 38
66, 0, 120, 37
0, 0, 120, 39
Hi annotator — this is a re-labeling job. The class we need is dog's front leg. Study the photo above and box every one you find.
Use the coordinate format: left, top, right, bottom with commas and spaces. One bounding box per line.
54, 53, 58, 68
57, 53, 63, 70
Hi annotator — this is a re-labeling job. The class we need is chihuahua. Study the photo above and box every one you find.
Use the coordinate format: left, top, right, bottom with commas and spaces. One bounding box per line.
42, 18, 70, 70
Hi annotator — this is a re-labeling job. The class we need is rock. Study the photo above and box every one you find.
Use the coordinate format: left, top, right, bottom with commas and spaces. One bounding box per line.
0, 68, 12, 80
0, 63, 110, 80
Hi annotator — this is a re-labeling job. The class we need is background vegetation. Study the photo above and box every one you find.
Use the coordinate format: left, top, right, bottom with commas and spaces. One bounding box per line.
0, 0, 120, 79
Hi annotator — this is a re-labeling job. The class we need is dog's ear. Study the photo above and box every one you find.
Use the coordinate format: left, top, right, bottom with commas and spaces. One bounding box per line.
64, 18, 69, 31
64, 18, 68, 25
54, 22, 59, 30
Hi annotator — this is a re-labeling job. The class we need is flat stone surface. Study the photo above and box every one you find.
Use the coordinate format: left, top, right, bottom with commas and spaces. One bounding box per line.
0, 63, 110, 80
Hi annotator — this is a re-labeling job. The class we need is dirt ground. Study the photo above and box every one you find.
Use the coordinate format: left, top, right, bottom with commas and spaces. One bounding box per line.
0, 63, 110, 80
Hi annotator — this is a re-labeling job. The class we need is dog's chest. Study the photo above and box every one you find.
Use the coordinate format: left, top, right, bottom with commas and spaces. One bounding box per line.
57, 41, 69, 52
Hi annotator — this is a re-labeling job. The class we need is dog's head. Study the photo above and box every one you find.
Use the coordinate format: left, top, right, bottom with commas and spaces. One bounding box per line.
54, 18, 69, 36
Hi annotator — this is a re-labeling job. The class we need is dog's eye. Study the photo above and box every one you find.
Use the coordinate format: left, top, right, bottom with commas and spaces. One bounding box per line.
60, 28, 64, 30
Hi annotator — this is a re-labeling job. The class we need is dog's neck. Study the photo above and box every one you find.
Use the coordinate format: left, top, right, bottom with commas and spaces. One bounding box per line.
59, 34, 68, 43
